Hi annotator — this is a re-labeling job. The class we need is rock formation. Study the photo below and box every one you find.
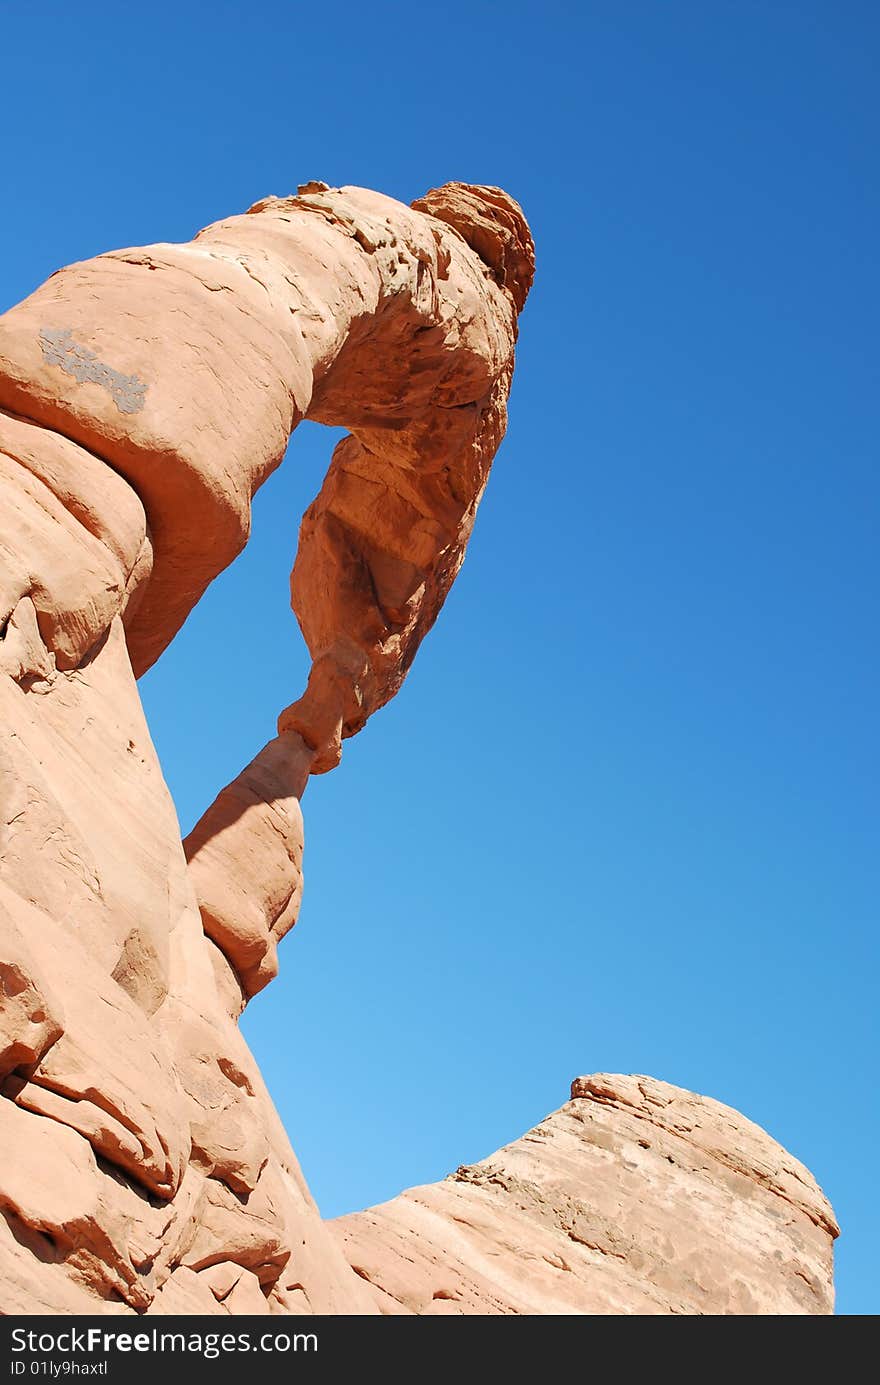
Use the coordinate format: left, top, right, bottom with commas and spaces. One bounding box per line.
334, 1074, 838, 1315
0, 180, 837, 1316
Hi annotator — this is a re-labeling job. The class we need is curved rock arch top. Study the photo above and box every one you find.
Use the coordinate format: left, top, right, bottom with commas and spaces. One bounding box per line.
0, 180, 534, 1002
0, 181, 533, 758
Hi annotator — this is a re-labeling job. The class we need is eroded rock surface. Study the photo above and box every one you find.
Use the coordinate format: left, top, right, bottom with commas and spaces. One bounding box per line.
0, 180, 531, 1314
0, 182, 837, 1317
333, 1074, 838, 1315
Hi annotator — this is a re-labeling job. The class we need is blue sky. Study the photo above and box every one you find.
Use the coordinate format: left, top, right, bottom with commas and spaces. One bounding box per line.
2, 2, 877, 1315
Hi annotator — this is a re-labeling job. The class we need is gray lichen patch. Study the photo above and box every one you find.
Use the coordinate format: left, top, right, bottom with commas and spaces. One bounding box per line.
39, 328, 147, 415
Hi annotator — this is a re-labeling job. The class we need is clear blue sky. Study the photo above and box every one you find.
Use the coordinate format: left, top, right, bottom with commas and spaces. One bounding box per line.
2, 1, 876, 1316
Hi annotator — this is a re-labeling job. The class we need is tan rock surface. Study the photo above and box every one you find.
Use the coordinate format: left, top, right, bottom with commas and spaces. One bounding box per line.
333, 1074, 838, 1315
0, 180, 838, 1317
0, 181, 532, 1314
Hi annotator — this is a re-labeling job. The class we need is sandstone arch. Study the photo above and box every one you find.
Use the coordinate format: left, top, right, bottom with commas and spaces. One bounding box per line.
0, 183, 837, 1316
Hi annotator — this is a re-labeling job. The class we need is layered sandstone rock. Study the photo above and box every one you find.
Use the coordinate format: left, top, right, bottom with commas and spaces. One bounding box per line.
0, 612, 374, 1315
0, 181, 838, 1317
0, 181, 531, 1313
333, 1074, 838, 1315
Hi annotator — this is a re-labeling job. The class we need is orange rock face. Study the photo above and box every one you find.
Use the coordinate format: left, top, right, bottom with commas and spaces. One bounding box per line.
0, 180, 533, 1314
0, 182, 837, 1316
